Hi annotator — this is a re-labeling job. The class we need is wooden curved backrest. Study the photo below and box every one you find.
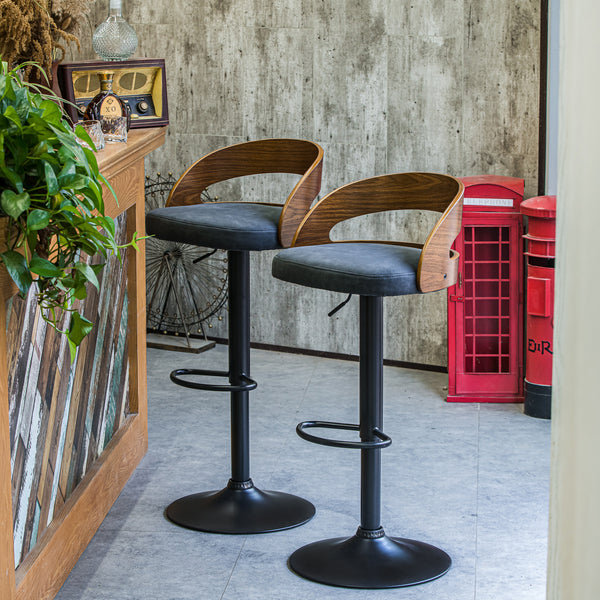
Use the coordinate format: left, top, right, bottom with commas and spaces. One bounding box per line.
292, 172, 464, 293
167, 138, 324, 247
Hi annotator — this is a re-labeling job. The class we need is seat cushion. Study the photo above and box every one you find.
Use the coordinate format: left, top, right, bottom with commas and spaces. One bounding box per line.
272, 242, 423, 296
146, 202, 284, 251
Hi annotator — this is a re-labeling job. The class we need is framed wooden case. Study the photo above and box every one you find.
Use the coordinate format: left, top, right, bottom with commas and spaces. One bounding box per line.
57, 58, 169, 129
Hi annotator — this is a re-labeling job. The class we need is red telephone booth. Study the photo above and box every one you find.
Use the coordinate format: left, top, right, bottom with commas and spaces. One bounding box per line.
447, 175, 524, 403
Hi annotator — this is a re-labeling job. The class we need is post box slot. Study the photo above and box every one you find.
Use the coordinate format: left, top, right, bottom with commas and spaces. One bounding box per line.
527, 277, 552, 317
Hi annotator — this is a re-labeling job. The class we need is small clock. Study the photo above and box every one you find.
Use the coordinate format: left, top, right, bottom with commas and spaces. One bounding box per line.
57, 58, 169, 129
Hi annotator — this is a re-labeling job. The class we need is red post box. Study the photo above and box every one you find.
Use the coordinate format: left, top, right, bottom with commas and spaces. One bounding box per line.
447, 175, 524, 403
520, 195, 556, 419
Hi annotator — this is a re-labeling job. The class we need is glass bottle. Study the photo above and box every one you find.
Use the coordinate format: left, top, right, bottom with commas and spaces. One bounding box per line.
84, 72, 131, 140
92, 0, 138, 62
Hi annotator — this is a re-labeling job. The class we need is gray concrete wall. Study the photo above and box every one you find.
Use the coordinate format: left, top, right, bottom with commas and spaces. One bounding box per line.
76, 0, 541, 367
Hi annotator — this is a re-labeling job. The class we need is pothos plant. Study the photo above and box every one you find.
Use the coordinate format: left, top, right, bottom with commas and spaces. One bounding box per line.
0, 60, 139, 360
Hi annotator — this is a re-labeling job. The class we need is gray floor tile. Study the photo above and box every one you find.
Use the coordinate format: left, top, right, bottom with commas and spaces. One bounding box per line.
55, 346, 551, 600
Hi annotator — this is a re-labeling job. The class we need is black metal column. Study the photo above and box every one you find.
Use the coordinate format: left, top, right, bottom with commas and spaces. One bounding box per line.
165, 250, 315, 534
228, 250, 251, 483
359, 295, 383, 532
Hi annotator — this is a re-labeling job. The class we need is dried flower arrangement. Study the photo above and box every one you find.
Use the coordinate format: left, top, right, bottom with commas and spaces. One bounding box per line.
0, 0, 94, 77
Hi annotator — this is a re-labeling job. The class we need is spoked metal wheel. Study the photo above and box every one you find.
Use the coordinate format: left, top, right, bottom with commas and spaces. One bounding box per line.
144, 173, 228, 352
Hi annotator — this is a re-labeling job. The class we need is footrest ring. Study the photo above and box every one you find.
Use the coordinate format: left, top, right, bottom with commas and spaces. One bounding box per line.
296, 420, 391, 449
170, 368, 257, 392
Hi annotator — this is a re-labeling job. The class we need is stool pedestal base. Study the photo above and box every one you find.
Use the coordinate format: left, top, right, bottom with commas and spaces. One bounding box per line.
289, 528, 451, 589
166, 479, 315, 534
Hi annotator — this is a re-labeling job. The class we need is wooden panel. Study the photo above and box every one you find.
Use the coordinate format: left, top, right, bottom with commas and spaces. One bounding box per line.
7, 212, 131, 568
0, 126, 165, 600
0, 296, 16, 599
14, 415, 146, 600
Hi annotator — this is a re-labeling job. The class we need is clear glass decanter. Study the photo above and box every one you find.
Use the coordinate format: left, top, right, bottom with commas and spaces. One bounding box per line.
92, 0, 138, 61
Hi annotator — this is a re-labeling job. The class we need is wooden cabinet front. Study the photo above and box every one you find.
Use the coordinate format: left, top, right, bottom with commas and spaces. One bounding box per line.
0, 128, 165, 600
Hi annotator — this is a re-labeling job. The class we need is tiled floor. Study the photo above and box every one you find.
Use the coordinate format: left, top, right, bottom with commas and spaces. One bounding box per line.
56, 345, 551, 599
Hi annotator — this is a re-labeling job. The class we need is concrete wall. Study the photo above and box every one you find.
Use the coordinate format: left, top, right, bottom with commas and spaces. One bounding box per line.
76, 0, 541, 366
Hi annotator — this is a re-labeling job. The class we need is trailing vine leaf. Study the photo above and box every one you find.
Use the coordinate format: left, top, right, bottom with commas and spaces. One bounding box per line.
1, 189, 30, 218
26, 208, 50, 230
0, 250, 32, 293
43, 161, 58, 194
67, 312, 94, 363
74, 262, 99, 291
29, 255, 63, 277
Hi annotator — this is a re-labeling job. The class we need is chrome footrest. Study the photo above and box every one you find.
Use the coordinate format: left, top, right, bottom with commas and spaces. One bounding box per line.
296, 420, 391, 449
170, 368, 257, 393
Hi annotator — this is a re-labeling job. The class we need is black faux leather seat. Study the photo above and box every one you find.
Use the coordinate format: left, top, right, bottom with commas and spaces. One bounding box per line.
273, 242, 422, 296
147, 202, 284, 251
146, 138, 323, 534
272, 172, 464, 588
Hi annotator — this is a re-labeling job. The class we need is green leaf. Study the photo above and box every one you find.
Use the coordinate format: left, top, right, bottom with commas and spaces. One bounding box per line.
3, 105, 23, 130
74, 261, 100, 290
58, 161, 77, 179
43, 161, 59, 195
13, 87, 31, 121
26, 209, 51, 230
26, 229, 38, 255
98, 215, 115, 237
0, 164, 23, 193
29, 256, 63, 278
40, 98, 63, 123
81, 178, 104, 209
67, 338, 77, 363
57, 173, 89, 190
1, 190, 30, 219
68, 312, 94, 347
53, 127, 88, 163
31, 139, 52, 158
99, 173, 117, 206
82, 144, 99, 170
8, 135, 29, 171
73, 124, 96, 152
0, 250, 33, 294
73, 284, 88, 300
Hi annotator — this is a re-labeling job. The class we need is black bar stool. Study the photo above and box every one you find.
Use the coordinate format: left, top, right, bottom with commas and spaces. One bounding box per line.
146, 139, 323, 534
272, 172, 464, 587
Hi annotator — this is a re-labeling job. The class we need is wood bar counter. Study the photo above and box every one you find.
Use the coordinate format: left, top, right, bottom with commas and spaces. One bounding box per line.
0, 127, 166, 600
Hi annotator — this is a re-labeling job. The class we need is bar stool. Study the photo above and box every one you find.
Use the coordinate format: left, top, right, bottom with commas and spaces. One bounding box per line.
146, 139, 323, 534
272, 172, 464, 587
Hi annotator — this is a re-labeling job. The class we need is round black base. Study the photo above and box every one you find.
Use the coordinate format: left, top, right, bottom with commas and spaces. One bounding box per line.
524, 380, 552, 419
166, 479, 315, 534
289, 529, 451, 589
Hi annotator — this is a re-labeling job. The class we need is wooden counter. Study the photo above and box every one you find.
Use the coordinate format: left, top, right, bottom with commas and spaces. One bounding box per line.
0, 127, 166, 600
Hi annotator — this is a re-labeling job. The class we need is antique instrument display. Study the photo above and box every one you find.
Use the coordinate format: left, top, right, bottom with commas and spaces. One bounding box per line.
144, 172, 227, 354
57, 58, 169, 128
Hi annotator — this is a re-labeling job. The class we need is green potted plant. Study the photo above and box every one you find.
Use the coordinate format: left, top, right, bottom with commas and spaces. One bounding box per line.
0, 60, 138, 358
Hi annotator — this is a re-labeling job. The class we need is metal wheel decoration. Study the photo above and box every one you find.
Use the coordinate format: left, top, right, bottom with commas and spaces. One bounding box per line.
145, 172, 228, 353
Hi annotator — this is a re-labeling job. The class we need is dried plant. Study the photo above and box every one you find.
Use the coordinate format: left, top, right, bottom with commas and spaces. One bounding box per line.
49, 0, 95, 59
0, 0, 93, 77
